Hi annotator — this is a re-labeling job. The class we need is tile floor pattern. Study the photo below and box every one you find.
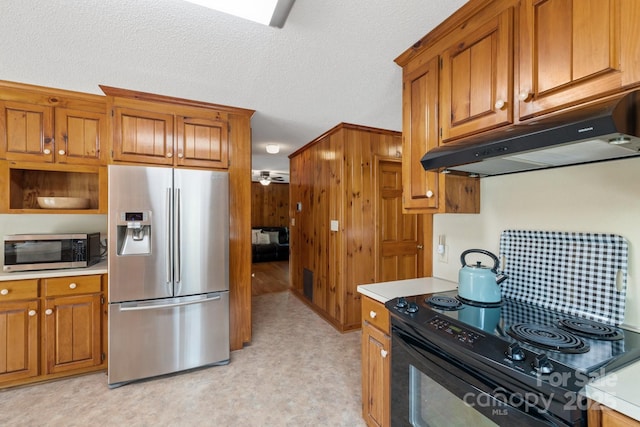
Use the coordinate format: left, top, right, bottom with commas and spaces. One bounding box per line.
0, 292, 366, 426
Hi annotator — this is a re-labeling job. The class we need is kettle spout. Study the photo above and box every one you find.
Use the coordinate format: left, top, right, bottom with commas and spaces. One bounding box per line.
496, 273, 508, 285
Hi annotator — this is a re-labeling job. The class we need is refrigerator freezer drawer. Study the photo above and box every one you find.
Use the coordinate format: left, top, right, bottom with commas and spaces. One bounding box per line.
108, 292, 229, 387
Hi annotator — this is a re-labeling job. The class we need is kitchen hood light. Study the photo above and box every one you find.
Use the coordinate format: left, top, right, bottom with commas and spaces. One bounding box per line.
441, 169, 451, 174
265, 143, 280, 154
181, 0, 295, 28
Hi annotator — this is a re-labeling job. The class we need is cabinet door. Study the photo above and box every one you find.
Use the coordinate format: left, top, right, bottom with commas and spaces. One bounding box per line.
361, 321, 390, 427
55, 107, 106, 165
111, 106, 175, 165
440, 8, 513, 142
176, 115, 228, 169
402, 55, 440, 212
0, 100, 54, 162
44, 293, 102, 374
0, 300, 39, 383
519, 0, 626, 118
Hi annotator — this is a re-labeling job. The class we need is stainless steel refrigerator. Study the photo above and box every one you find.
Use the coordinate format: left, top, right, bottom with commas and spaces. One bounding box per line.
107, 164, 229, 387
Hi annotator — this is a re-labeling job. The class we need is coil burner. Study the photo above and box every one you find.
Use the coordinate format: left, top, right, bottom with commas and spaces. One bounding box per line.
425, 295, 463, 311
508, 323, 590, 354
558, 318, 624, 341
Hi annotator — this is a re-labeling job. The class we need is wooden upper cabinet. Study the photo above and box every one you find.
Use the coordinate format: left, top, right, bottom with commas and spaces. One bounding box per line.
111, 105, 175, 166
103, 86, 232, 169
176, 114, 228, 169
0, 84, 106, 165
401, 54, 481, 214
402, 56, 440, 212
518, 0, 638, 118
440, 8, 513, 142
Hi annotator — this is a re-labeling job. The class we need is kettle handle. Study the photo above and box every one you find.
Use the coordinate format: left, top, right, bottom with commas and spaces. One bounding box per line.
460, 249, 500, 272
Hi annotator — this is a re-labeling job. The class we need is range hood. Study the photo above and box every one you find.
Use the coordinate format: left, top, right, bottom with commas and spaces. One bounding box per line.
421, 90, 640, 177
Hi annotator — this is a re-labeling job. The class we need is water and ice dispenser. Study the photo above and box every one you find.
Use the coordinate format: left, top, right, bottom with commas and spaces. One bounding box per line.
116, 211, 152, 256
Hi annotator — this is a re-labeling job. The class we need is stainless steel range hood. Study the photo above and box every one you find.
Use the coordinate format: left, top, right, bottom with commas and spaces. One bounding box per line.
421, 90, 640, 177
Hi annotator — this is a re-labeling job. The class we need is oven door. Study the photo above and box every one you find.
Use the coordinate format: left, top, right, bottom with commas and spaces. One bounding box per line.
391, 322, 577, 427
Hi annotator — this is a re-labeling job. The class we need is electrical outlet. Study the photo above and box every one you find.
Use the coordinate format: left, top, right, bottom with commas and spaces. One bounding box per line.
438, 245, 449, 263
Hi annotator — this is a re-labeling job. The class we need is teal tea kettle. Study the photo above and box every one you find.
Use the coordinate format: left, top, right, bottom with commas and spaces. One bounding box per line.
458, 249, 507, 303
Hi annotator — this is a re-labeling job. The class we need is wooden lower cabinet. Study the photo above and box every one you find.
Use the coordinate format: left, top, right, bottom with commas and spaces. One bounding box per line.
0, 274, 107, 389
361, 296, 391, 427
44, 293, 102, 374
0, 298, 39, 383
588, 400, 640, 427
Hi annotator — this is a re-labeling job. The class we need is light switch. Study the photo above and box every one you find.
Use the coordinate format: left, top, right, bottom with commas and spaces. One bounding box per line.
330, 220, 339, 231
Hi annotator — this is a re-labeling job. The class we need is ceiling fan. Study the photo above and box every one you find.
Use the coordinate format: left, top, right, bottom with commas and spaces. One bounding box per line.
256, 170, 286, 186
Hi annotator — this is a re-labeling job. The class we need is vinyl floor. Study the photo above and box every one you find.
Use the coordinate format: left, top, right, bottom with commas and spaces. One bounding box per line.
0, 291, 365, 426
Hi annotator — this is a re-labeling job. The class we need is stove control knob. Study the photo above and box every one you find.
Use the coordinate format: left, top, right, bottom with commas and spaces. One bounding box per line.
533, 353, 554, 374
406, 302, 419, 313
506, 342, 526, 361
396, 297, 408, 309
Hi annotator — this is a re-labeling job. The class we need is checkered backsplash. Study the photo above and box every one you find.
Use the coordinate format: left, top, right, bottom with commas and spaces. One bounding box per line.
499, 230, 629, 325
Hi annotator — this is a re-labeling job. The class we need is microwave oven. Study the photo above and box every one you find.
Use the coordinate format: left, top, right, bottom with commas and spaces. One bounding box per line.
3, 233, 101, 272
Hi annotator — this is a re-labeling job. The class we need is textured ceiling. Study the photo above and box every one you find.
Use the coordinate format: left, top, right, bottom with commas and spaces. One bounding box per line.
1, 0, 467, 180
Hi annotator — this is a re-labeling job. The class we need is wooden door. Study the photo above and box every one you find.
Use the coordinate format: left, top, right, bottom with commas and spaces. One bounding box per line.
402, 55, 440, 212
377, 160, 424, 282
44, 293, 102, 374
54, 107, 106, 165
0, 100, 54, 162
0, 300, 39, 383
176, 115, 228, 169
111, 106, 175, 165
519, 0, 626, 118
361, 321, 390, 427
440, 8, 513, 142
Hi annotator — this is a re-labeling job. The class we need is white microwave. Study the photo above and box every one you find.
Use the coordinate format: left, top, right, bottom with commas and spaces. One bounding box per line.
3, 233, 101, 272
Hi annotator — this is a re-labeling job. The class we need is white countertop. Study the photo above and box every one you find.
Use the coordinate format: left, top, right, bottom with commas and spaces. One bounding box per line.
357, 276, 458, 303
0, 260, 108, 281
583, 362, 640, 421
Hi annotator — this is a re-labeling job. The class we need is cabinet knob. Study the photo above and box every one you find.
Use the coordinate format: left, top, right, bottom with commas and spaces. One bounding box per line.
494, 99, 506, 110
518, 91, 532, 102
58, 149, 66, 155
178, 153, 184, 158
45, 309, 53, 315
43, 148, 51, 155
69, 283, 77, 289
417, 244, 424, 250
426, 190, 434, 198
28, 310, 37, 317
380, 349, 388, 358
166, 152, 173, 158
369, 310, 377, 319
0, 289, 8, 295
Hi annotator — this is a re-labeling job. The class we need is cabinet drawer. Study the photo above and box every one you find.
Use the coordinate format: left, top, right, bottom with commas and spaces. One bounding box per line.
43, 275, 101, 297
362, 296, 390, 334
0, 279, 38, 301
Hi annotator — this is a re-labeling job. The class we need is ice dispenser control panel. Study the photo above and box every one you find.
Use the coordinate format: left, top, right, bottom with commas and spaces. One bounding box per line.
117, 211, 152, 256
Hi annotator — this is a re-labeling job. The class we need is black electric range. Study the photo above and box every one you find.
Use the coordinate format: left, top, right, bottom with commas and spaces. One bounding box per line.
386, 290, 640, 426
388, 290, 640, 377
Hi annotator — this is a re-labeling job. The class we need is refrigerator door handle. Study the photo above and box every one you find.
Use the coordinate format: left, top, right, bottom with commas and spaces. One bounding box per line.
166, 187, 172, 284
119, 294, 222, 312
175, 188, 181, 284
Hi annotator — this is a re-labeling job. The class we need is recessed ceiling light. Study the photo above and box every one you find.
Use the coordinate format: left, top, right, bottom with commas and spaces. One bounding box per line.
182, 0, 295, 28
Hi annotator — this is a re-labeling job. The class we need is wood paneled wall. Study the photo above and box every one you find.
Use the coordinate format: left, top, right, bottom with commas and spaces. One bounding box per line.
251, 182, 289, 227
289, 123, 407, 331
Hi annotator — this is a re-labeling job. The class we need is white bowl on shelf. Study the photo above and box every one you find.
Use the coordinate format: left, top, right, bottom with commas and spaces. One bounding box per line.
37, 197, 90, 209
